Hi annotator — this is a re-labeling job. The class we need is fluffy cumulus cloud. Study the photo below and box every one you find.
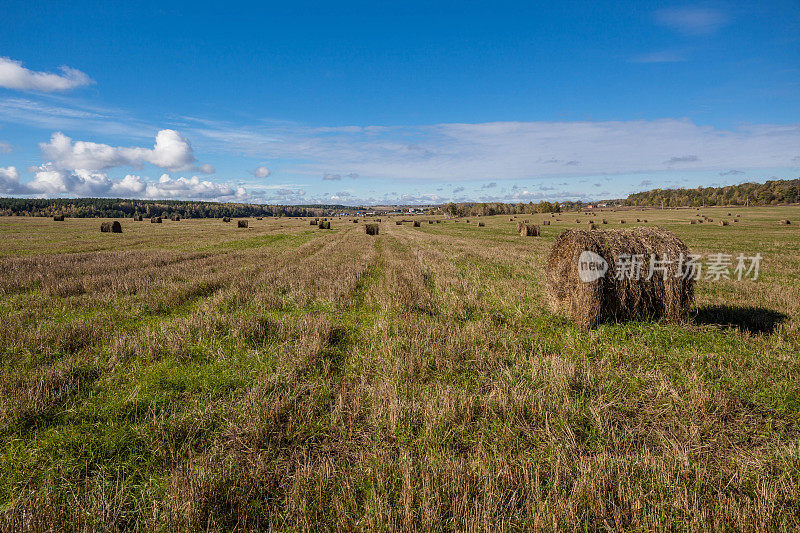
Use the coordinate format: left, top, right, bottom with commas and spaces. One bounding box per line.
40, 129, 202, 172
253, 166, 271, 178
0, 57, 94, 92
0, 166, 23, 193
12, 164, 246, 202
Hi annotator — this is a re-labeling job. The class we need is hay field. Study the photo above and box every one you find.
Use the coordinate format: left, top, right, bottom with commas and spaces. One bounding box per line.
1, 206, 799, 531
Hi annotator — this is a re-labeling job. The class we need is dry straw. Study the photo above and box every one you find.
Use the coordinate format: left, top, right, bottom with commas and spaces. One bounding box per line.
545, 227, 694, 329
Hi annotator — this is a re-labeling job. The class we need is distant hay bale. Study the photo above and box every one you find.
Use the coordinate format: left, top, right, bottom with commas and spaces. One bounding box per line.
396, 221, 402, 225
576, 219, 581, 223
707, 218, 713, 222
545, 227, 694, 329
365, 223, 379, 235
436, 220, 441, 223
697, 219, 703, 224
151, 217, 162, 223
620, 220, 626, 224
53, 215, 65, 221
780, 219, 791, 225
100, 221, 122, 233
353, 219, 358, 223
222, 217, 231, 223
520, 224, 540, 236
257, 217, 263, 220
636, 218, 640, 222
319, 221, 331, 229
376, 218, 382, 222
736, 214, 741, 217
516, 221, 524, 232
543, 220, 551, 225
413, 221, 421, 227
719, 220, 729, 226
133, 215, 143, 221
171, 214, 181, 221
238, 220, 248, 228
690, 220, 696, 224
727, 212, 731, 216
311, 220, 318, 225
478, 222, 485, 227
602, 219, 608, 224
643, 219, 648, 223
428, 220, 434, 224
588, 222, 597, 230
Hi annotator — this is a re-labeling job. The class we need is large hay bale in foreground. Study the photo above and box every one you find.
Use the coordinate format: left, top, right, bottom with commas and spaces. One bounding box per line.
520, 224, 540, 236
100, 221, 122, 233
545, 227, 694, 329
365, 223, 379, 235
53, 215, 65, 221
237, 220, 248, 228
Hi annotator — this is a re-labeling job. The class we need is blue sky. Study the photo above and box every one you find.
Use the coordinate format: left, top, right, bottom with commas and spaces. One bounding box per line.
0, 0, 798, 205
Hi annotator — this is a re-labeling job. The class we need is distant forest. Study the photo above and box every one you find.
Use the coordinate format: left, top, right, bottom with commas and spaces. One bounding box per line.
623, 178, 800, 207
0, 198, 355, 218
1, 179, 798, 217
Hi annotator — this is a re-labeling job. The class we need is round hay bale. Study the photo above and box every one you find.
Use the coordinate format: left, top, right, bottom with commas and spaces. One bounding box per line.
151, 216, 162, 223
602, 219, 608, 224
478, 222, 485, 227
133, 214, 143, 221
318, 221, 331, 229
396, 221, 402, 225
588, 222, 597, 230
620, 220, 626, 224
100, 221, 122, 233
543, 220, 551, 226
516, 221, 524, 232
365, 223, 379, 235
237, 220, 248, 228
413, 221, 421, 227
780, 219, 791, 225
545, 227, 694, 329
53, 215, 65, 221
311, 220, 318, 225
222, 217, 231, 223
719, 220, 728, 226
171, 214, 181, 221
520, 224, 540, 236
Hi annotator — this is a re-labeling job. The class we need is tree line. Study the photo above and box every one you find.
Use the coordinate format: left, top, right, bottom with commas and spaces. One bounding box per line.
0, 198, 355, 218
624, 179, 800, 207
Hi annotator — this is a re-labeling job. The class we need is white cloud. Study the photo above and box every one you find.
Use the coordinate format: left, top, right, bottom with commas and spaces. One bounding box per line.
40, 129, 201, 172
253, 166, 270, 178
197, 163, 215, 174
185, 118, 800, 183
0, 166, 23, 193
16, 165, 247, 202
655, 7, 728, 36
0, 141, 12, 153
0, 57, 93, 92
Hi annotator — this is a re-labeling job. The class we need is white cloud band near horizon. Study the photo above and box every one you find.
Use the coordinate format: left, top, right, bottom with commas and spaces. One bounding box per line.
188, 117, 800, 182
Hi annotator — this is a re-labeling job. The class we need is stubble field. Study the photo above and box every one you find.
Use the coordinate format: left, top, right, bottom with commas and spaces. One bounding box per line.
1, 206, 799, 531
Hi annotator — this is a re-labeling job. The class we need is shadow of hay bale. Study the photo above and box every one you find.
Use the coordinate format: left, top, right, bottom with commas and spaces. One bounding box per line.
692, 305, 788, 335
